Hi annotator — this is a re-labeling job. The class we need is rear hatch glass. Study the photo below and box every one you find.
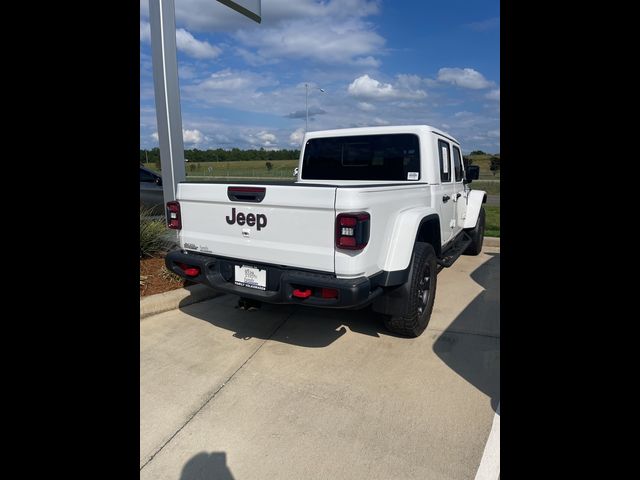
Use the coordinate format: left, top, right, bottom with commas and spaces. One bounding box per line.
302, 133, 420, 181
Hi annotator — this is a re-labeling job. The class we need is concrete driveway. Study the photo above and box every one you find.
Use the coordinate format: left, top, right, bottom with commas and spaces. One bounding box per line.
140, 246, 500, 480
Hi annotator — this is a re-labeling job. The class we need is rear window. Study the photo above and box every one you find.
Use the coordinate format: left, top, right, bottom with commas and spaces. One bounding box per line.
301, 134, 421, 181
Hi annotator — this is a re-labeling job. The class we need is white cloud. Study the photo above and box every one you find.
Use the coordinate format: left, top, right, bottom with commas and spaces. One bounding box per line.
357, 102, 375, 111
488, 129, 500, 138
257, 131, 276, 144
347, 74, 426, 101
396, 74, 423, 90
247, 131, 278, 147
485, 88, 500, 101
150, 129, 204, 144
183, 128, 204, 144
437, 68, 493, 89
372, 117, 390, 125
289, 128, 305, 146
235, 17, 384, 66
352, 56, 382, 68
178, 65, 198, 80
175, 28, 221, 59
140, 21, 221, 59
184, 69, 278, 104
143, 0, 380, 32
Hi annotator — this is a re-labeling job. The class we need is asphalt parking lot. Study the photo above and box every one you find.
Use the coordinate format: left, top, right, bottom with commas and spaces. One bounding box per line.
140, 246, 500, 480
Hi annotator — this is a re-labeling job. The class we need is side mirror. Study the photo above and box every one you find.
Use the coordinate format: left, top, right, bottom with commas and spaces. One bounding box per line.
465, 165, 479, 182
155, 176, 163, 186
292, 167, 299, 177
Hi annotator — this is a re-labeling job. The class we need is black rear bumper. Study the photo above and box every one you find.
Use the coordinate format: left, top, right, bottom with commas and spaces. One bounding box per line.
165, 250, 385, 309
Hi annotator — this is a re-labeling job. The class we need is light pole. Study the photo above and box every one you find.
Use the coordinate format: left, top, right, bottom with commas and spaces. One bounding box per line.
305, 83, 326, 132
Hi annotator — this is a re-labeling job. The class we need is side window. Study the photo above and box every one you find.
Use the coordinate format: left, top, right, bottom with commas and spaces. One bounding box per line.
437, 139, 451, 183
452, 146, 463, 182
140, 169, 156, 183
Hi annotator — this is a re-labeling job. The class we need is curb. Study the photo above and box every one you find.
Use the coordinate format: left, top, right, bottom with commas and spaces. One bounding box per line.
484, 236, 500, 247
140, 284, 222, 320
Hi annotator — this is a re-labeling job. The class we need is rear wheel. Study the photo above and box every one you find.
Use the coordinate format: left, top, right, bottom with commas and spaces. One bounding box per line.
463, 207, 485, 256
383, 242, 437, 338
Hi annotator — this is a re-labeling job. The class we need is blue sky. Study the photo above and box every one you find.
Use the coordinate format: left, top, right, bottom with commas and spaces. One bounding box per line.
140, 0, 500, 153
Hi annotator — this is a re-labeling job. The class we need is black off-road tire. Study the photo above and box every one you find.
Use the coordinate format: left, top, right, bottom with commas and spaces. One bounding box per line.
463, 207, 485, 256
383, 242, 437, 337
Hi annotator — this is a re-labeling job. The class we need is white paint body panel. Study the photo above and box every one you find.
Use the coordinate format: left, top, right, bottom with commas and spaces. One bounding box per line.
177, 125, 487, 278
463, 190, 488, 229
177, 183, 337, 272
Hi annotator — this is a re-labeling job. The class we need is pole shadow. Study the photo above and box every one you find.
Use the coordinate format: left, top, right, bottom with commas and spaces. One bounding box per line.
180, 451, 234, 480
433, 252, 500, 411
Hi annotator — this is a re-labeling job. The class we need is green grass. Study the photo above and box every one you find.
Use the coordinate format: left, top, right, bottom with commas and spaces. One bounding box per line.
467, 153, 500, 179
143, 155, 499, 180
142, 158, 500, 237
471, 180, 500, 195
143, 159, 299, 179
484, 206, 500, 238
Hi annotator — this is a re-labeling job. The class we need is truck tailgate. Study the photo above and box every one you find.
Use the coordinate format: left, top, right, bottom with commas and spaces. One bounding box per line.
177, 183, 337, 273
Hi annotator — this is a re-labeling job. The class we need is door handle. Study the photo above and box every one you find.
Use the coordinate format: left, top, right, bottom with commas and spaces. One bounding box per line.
455, 193, 461, 199
443, 195, 450, 202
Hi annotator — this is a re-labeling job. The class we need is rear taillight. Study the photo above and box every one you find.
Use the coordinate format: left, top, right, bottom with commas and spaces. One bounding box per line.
166, 201, 181, 229
335, 212, 370, 250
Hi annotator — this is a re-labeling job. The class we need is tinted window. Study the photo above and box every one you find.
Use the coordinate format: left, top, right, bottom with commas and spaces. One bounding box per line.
302, 134, 420, 181
452, 145, 463, 182
140, 168, 156, 183
438, 139, 451, 183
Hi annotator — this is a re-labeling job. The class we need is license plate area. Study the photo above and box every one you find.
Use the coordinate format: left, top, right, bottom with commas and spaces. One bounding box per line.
234, 265, 267, 291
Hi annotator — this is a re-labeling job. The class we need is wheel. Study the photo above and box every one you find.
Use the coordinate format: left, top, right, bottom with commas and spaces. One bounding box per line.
463, 207, 485, 256
383, 242, 437, 337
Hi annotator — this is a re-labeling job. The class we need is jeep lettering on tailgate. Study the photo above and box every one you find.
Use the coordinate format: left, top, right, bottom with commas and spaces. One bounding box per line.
226, 207, 267, 231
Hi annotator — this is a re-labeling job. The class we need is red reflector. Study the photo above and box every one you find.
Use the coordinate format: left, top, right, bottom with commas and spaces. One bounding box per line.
321, 288, 338, 299
338, 236, 357, 247
339, 216, 357, 227
177, 263, 200, 277
292, 288, 312, 298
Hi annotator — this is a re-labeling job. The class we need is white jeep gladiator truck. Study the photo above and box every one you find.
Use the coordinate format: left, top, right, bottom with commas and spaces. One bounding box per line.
165, 125, 486, 337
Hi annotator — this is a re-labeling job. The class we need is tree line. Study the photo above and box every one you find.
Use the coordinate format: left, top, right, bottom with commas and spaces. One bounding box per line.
464, 151, 500, 176
140, 148, 301, 165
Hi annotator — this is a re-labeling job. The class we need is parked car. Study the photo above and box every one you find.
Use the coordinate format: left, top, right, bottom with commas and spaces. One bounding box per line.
140, 166, 164, 212
164, 125, 485, 337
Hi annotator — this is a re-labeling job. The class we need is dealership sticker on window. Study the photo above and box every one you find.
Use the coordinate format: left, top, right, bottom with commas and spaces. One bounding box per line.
407, 172, 419, 180
442, 147, 449, 173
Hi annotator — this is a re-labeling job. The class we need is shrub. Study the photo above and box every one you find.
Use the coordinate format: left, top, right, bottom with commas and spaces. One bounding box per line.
140, 206, 170, 258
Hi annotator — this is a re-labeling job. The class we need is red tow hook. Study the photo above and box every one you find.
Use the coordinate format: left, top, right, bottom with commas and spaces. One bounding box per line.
292, 288, 312, 299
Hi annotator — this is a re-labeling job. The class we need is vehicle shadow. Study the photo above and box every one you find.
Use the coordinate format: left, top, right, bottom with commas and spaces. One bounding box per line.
178, 253, 499, 356
180, 451, 234, 480
178, 293, 399, 348
433, 252, 500, 411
